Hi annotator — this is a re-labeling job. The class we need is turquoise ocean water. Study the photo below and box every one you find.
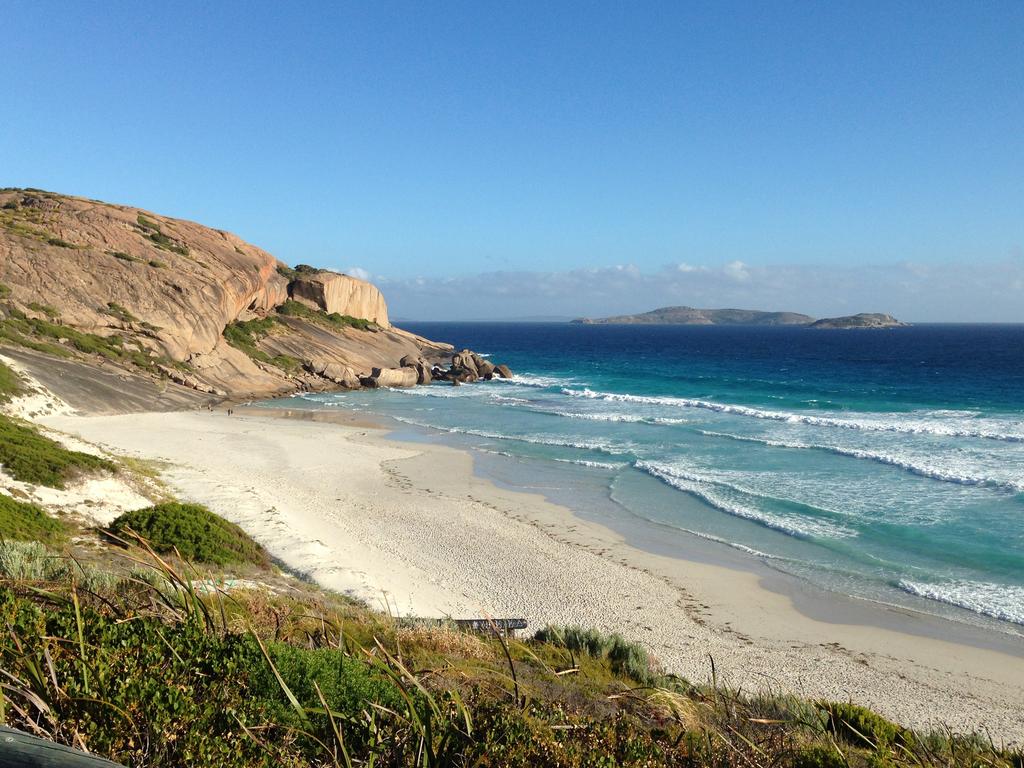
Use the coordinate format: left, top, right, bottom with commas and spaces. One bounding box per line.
262, 322, 1024, 634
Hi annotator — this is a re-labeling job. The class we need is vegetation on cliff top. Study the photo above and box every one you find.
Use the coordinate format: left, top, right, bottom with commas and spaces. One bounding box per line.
277, 298, 376, 331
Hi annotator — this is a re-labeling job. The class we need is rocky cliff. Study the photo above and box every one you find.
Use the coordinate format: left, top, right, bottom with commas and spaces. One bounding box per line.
288, 270, 390, 328
0, 188, 480, 410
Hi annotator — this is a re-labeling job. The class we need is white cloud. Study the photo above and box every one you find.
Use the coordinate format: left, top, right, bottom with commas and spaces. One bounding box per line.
723, 260, 751, 282
346, 266, 372, 281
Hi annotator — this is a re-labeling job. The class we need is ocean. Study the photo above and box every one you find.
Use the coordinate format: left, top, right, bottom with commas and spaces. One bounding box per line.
264, 322, 1024, 634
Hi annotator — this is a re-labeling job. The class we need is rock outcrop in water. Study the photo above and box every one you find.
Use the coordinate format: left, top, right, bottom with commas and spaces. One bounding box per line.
808, 313, 907, 329
0, 188, 516, 409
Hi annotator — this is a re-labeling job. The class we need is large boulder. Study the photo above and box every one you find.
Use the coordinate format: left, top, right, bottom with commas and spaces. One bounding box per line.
400, 354, 432, 385
361, 366, 417, 388
304, 359, 361, 389
289, 271, 390, 328
494, 364, 513, 379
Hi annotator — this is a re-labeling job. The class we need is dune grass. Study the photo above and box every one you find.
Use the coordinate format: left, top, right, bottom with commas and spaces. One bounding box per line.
0, 531, 1019, 768
0, 413, 116, 488
108, 502, 270, 566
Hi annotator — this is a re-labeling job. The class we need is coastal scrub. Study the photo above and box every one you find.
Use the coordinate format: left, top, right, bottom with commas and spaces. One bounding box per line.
0, 413, 116, 488
108, 502, 269, 566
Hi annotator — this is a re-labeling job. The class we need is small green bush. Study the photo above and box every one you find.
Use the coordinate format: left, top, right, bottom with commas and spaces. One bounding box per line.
26, 302, 59, 318
109, 502, 269, 566
0, 282, 10, 298
110, 250, 140, 263
103, 302, 138, 323
223, 316, 279, 363
136, 214, 189, 256
535, 625, 654, 683
256, 642, 406, 750
0, 359, 23, 402
148, 259, 166, 268
0, 414, 116, 488
0, 494, 65, 544
793, 743, 847, 768
819, 701, 912, 749
607, 633, 652, 683
277, 299, 374, 331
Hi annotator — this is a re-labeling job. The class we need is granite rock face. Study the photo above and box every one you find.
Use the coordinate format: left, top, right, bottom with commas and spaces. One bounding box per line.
289, 271, 390, 328
0, 188, 451, 407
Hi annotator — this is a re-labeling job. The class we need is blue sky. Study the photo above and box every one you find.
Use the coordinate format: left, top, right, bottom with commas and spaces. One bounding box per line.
2, 1, 1022, 320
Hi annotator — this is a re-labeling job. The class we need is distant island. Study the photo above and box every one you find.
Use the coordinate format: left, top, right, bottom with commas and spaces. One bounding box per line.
807, 312, 908, 329
572, 306, 907, 328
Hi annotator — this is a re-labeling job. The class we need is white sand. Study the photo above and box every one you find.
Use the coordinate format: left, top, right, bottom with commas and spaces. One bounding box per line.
44, 409, 1024, 743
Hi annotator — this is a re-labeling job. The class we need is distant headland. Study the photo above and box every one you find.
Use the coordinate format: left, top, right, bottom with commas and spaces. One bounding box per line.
571, 306, 907, 328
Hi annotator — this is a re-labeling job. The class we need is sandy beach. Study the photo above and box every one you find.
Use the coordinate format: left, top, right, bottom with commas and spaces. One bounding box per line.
44, 408, 1024, 742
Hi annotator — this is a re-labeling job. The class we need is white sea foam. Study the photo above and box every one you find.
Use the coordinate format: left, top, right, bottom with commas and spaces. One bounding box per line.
634, 460, 857, 540
496, 373, 582, 388
898, 579, 1024, 625
389, 416, 630, 456
562, 388, 1024, 443
698, 430, 1024, 494
552, 458, 629, 470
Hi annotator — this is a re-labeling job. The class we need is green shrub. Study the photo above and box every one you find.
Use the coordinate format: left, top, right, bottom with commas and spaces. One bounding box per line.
0, 282, 10, 298
819, 701, 912, 749
535, 625, 654, 683
270, 354, 301, 372
0, 494, 65, 544
276, 264, 297, 280
0, 324, 72, 357
109, 502, 269, 566
148, 259, 166, 268
607, 633, 652, 683
0, 587, 293, 767
793, 743, 847, 768
277, 299, 374, 331
110, 250, 140, 263
535, 625, 610, 658
136, 214, 189, 256
222, 316, 279, 363
0, 414, 116, 488
0, 541, 121, 592
26, 301, 59, 318
255, 642, 406, 751
103, 301, 138, 323
0, 359, 23, 402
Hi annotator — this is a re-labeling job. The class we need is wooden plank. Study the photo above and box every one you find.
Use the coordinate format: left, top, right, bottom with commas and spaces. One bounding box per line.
0, 727, 123, 767
452, 618, 527, 632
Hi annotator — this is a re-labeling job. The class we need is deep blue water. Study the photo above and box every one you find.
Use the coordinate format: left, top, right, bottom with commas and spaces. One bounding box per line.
269, 323, 1024, 631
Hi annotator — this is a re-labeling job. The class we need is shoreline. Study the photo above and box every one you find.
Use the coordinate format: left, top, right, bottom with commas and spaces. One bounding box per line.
43, 407, 1024, 742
